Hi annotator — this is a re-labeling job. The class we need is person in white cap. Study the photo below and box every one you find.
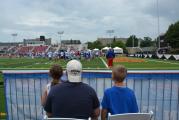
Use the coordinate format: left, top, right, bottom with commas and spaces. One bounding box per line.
44, 60, 100, 119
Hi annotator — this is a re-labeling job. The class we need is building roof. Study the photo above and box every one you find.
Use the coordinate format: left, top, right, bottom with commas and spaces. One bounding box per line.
0, 42, 22, 46
61, 40, 81, 44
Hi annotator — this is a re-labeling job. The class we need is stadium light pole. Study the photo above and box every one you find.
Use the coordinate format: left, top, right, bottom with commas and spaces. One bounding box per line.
11, 33, 18, 43
157, 0, 160, 49
106, 30, 114, 47
57, 31, 64, 47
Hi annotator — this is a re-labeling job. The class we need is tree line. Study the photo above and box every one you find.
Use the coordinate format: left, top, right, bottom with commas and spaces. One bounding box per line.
87, 20, 179, 50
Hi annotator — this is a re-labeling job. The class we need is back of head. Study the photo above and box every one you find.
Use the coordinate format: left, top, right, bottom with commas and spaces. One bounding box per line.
66, 60, 82, 83
49, 64, 63, 85
112, 65, 127, 82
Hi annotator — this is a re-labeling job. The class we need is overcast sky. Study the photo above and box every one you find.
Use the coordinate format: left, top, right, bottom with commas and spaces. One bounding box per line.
0, 0, 179, 43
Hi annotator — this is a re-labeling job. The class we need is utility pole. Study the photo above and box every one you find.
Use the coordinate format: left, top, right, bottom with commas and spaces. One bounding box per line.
157, 0, 160, 49
132, 35, 134, 48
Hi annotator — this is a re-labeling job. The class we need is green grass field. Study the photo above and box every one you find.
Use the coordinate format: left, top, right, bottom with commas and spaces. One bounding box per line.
0, 73, 6, 119
113, 58, 179, 70
0, 57, 106, 70
0, 57, 178, 70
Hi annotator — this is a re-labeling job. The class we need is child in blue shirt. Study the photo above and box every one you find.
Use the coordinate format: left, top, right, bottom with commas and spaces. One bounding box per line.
101, 65, 138, 120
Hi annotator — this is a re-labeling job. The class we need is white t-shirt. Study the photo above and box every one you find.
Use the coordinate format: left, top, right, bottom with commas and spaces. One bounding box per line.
43, 83, 51, 119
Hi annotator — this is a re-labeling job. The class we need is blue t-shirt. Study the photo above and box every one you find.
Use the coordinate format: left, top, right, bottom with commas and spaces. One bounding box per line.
106, 50, 115, 59
101, 86, 138, 115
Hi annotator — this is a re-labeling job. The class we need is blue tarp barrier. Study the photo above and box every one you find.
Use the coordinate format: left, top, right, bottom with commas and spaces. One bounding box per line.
3, 70, 179, 120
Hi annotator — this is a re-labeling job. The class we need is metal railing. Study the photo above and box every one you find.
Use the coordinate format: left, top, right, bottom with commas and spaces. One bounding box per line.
1, 70, 179, 120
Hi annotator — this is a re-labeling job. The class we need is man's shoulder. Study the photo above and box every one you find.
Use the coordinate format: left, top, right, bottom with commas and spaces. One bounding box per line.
80, 83, 95, 91
48, 84, 59, 93
49, 82, 96, 94
52, 82, 93, 89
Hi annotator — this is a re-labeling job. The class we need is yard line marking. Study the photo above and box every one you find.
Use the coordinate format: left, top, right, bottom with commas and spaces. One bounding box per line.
100, 57, 108, 68
14, 62, 39, 68
146, 59, 179, 65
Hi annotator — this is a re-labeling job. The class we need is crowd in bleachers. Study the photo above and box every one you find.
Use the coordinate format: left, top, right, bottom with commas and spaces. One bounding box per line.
0, 45, 49, 56
17, 46, 34, 55
41, 60, 139, 120
0, 45, 104, 61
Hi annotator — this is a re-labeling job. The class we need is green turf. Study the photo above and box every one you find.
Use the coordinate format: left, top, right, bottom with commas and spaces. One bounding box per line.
0, 73, 3, 83
115, 60, 179, 70
0, 73, 6, 119
102, 57, 179, 70
0, 57, 106, 70
0, 57, 178, 70
0, 84, 6, 119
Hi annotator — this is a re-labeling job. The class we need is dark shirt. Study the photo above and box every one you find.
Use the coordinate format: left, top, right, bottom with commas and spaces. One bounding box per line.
44, 82, 100, 119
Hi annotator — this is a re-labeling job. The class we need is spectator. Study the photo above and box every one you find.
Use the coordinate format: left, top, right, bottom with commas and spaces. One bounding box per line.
44, 60, 100, 119
106, 48, 115, 68
101, 65, 138, 120
41, 64, 63, 118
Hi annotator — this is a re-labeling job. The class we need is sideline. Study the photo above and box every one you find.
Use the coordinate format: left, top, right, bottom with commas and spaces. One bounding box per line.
146, 59, 179, 65
100, 57, 108, 68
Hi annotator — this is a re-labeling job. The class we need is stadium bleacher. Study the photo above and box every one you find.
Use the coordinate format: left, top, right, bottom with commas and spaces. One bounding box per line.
32, 46, 48, 53
48, 46, 58, 52
0, 45, 57, 56
17, 46, 34, 54
8, 46, 19, 54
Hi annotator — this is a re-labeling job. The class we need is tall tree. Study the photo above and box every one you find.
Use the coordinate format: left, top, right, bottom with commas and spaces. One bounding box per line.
165, 21, 179, 48
87, 42, 94, 49
140, 37, 153, 47
126, 35, 139, 47
87, 41, 104, 49
111, 41, 126, 49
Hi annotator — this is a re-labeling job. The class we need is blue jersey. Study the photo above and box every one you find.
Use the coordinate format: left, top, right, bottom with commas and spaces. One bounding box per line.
106, 50, 115, 59
101, 86, 138, 115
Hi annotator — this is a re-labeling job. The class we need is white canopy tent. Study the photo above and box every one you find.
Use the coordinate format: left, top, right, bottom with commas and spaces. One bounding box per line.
102, 47, 110, 50
113, 47, 123, 54
93, 48, 99, 51
101, 47, 110, 54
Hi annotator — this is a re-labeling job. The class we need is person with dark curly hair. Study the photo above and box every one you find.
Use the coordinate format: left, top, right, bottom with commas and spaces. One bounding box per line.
41, 64, 63, 118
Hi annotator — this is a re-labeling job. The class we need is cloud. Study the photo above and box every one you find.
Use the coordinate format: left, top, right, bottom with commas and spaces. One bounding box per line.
0, 0, 178, 43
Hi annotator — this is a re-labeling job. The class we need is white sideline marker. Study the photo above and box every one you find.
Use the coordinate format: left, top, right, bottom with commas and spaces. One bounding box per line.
100, 57, 108, 68
146, 59, 179, 65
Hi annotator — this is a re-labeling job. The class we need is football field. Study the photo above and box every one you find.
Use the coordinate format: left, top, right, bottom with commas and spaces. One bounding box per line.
0, 57, 179, 70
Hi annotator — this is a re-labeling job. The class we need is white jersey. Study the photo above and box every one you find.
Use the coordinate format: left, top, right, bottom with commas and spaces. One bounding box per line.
48, 52, 52, 58
60, 52, 64, 57
46, 83, 52, 95
43, 83, 52, 119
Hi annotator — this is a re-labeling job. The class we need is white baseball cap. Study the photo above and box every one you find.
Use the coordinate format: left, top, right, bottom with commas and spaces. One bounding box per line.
66, 60, 82, 83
